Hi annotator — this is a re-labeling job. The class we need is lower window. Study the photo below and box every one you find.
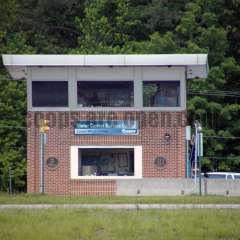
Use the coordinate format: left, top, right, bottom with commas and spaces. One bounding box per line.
79, 148, 134, 176
70, 146, 142, 179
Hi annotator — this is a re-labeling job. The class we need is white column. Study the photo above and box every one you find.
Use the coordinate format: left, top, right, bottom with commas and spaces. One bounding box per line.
27, 68, 32, 110
134, 67, 143, 108
70, 146, 79, 179
134, 146, 143, 178
180, 67, 186, 108
68, 67, 77, 110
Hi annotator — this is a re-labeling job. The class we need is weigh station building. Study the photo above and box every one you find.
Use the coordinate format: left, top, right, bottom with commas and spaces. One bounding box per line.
2, 54, 208, 195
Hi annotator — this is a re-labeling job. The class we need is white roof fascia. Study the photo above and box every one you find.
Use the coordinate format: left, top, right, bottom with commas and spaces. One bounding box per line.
2, 54, 208, 80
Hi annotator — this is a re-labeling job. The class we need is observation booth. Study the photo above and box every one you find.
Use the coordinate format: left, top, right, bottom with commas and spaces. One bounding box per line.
2, 54, 208, 195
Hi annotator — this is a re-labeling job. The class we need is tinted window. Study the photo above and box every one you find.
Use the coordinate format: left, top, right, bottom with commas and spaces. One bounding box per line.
77, 81, 134, 107
78, 148, 134, 176
234, 175, 240, 179
32, 81, 68, 107
207, 174, 225, 179
143, 81, 180, 107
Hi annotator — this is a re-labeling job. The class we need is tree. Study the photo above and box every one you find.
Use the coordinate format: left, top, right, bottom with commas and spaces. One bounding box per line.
1, 0, 240, 191
0, 0, 35, 191
72, 0, 143, 54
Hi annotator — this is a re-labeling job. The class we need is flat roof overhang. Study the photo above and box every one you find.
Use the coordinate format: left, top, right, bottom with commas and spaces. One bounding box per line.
2, 54, 209, 80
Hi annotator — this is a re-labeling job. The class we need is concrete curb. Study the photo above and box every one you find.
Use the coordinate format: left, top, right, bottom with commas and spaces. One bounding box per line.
0, 204, 240, 209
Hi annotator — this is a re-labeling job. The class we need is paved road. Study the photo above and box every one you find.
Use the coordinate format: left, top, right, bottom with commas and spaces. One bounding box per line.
0, 204, 240, 209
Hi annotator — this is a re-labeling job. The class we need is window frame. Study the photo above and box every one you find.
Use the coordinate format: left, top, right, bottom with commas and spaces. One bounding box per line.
142, 80, 181, 108
32, 80, 69, 107
78, 148, 135, 177
70, 145, 142, 179
77, 80, 134, 108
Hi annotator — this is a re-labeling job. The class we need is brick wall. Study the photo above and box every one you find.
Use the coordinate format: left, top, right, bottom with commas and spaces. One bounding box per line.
27, 111, 186, 195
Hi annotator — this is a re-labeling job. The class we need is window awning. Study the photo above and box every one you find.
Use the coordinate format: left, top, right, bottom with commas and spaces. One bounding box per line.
2, 54, 208, 80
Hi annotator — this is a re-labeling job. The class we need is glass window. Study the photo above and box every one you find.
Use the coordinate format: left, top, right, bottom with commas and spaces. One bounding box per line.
206, 174, 226, 179
32, 81, 68, 107
77, 81, 134, 107
143, 81, 180, 107
78, 148, 134, 176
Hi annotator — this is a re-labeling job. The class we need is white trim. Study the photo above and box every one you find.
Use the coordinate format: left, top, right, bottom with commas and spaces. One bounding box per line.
27, 68, 32, 111
68, 67, 77, 109
31, 67, 68, 81
28, 107, 186, 112
77, 67, 134, 81
142, 67, 182, 81
2, 54, 208, 80
70, 145, 143, 180
70, 146, 79, 179
134, 67, 143, 108
2, 54, 208, 66
181, 67, 187, 108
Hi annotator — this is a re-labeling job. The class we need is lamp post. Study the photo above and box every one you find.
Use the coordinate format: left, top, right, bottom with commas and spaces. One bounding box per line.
39, 119, 49, 194
194, 122, 198, 192
194, 121, 203, 195
185, 126, 191, 178
198, 129, 203, 196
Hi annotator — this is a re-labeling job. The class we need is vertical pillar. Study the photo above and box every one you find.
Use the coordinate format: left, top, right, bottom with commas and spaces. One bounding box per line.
134, 67, 143, 108
40, 133, 45, 193
68, 67, 77, 110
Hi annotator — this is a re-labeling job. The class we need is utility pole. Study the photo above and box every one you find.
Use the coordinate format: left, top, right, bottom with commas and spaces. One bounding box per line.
186, 126, 191, 178
198, 130, 203, 196
194, 121, 203, 195
39, 119, 49, 194
194, 121, 198, 192
9, 165, 12, 194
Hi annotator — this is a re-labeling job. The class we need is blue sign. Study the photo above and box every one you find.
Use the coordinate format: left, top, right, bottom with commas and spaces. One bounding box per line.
74, 120, 139, 135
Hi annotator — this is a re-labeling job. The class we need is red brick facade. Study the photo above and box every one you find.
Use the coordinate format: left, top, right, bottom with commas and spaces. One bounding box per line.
27, 111, 186, 195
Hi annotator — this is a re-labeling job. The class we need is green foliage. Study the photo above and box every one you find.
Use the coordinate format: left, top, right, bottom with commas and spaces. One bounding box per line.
1, 0, 240, 191
128, 32, 177, 53
0, 1, 34, 190
72, 0, 142, 54
0, 72, 27, 191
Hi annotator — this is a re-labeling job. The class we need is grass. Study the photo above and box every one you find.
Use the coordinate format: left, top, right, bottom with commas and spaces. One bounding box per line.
1, 193, 239, 239
0, 193, 240, 204
0, 208, 239, 240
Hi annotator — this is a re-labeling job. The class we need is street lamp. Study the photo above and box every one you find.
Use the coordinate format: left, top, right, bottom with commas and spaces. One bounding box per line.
39, 119, 49, 194
194, 120, 203, 195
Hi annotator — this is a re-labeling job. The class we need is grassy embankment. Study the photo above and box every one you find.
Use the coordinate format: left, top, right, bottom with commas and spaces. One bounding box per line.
0, 193, 240, 204
0, 208, 240, 240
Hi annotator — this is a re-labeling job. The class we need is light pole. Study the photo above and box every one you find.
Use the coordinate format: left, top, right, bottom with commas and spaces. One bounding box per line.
198, 128, 203, 196
186, 126, 191, 178
39, 119, 49, 194
194, 121, 198, 192
194, 121, 203, 195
